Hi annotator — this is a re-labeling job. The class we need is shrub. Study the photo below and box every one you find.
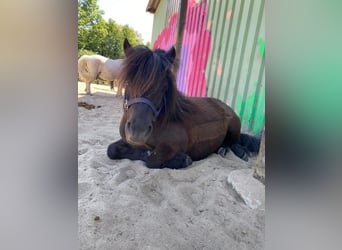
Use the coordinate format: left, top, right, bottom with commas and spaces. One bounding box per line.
78, 49, 96, 59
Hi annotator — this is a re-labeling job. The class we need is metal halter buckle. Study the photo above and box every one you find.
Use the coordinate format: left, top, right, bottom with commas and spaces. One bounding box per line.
123, 99, 128, 112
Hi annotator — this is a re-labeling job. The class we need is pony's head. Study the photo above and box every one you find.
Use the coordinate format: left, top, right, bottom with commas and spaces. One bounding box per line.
120, 39, 181, 147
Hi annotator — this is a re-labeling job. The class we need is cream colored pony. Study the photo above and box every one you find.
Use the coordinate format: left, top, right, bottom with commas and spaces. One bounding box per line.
78, 54, 124, 96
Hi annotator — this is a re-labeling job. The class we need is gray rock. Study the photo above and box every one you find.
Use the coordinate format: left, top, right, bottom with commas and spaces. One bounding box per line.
227, 169, 265, 209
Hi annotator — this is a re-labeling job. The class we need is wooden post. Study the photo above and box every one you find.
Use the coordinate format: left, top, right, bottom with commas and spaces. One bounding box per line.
174, 0, 188, 75
254, 126, 265, 184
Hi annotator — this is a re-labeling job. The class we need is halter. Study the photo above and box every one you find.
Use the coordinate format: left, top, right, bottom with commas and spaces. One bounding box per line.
123, 90, 165, 118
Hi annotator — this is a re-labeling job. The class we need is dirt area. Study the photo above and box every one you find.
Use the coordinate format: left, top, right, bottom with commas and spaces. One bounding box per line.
78, 82, 264, 250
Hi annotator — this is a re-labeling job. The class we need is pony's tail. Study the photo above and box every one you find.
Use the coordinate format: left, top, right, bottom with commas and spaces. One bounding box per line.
239, 133, 261, 154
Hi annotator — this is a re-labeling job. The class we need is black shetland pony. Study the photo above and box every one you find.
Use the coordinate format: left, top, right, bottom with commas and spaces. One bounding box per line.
107, 39, 260, 169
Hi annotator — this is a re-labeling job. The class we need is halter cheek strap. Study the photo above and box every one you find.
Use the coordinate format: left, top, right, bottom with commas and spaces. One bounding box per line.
124, 97, 162, 118
123, 89, 165, 118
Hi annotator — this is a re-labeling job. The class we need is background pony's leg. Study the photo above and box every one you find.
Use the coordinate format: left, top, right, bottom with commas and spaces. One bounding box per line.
109, 81, 114, 91
116, 80, 123, 97
107, 139, 148, 161
85, 81, 92, 95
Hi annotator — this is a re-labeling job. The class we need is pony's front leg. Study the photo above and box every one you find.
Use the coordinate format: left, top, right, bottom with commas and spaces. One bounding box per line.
107, 139, 148, 161
145, 144, 192, 169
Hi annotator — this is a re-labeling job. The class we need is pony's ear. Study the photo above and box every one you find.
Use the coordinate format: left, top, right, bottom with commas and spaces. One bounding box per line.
166, 47, 176, 64
123, 38, 133, 57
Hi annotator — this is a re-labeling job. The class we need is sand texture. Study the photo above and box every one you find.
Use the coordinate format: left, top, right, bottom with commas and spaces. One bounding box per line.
78, 82, 264, 250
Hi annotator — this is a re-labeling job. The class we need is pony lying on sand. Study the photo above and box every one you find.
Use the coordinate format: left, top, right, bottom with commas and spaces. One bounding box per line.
78, 54, 124, 96
107, 39, 260, 169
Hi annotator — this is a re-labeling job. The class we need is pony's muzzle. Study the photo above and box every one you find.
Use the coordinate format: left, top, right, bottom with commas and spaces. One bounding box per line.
125, 119, 153, 146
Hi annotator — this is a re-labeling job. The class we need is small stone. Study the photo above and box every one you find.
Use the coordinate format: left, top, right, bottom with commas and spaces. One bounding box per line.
94, 216, 100, 221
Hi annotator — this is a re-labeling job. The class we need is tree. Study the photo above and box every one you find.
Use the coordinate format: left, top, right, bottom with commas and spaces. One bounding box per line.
145, 41, 152, 48
85, 18, 108, 54
102, 19, 123, 59
78, 49, 96, 59
78, 0, 106, 51
121, 25, 143, 47
78, 0, 104, 28
78, 0, 146, 58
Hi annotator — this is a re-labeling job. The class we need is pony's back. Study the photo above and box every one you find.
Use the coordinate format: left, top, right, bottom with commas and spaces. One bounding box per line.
102, 59, 124, 79
78, 55, 107, 82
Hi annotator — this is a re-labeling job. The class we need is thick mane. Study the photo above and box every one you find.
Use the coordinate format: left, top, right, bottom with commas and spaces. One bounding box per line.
120, 45, 193, 123
120, 46, 165, 96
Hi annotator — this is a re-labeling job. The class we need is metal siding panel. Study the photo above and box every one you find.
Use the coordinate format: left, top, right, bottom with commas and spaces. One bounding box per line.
206, 0, 223, 99
177, 2, 192, 93
152, 0, 265, 135
214, 0, 232, 102
236, 0, 257, 104
232, 0, 257, 119
190, 3, 202, 96
178, 1, 210, 97
166, 0, 180, 24
194, 2, 208, 96
236, 0, 265, 134
206, 0, 218, 97
225, 0, 250, 107
151, 0, 168, 44
199, 4, 212, 96
224, 0, 244, 107
206, 0, 265, 135
181, 1, 196, 94
248, 0, 265, 134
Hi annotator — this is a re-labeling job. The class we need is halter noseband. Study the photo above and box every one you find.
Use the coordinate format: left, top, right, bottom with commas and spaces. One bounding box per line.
123, 90, 165, 118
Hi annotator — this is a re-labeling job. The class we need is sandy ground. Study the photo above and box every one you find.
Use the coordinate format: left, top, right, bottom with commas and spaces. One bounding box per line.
78, 82, 265, 250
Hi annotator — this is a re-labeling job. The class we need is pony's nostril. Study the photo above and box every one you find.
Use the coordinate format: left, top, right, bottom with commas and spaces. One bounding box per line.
147, 124, 152, 134
127, 121, 131, 130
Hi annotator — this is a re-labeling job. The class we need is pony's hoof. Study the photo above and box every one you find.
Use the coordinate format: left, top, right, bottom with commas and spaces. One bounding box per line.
156, 153, 193, 169
184, 155, 193, 167
107, 143, 118, 159
231, 144, 248, 161
174, 154, 193, 168
217, 146, 228, 157
240, 153, 248, 161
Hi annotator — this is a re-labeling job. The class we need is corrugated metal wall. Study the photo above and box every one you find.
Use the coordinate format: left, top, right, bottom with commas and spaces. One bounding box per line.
151, 0, 265, 135
165, 0, 180, 25
206, 0, 265, 135
151, 0, 169, 43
